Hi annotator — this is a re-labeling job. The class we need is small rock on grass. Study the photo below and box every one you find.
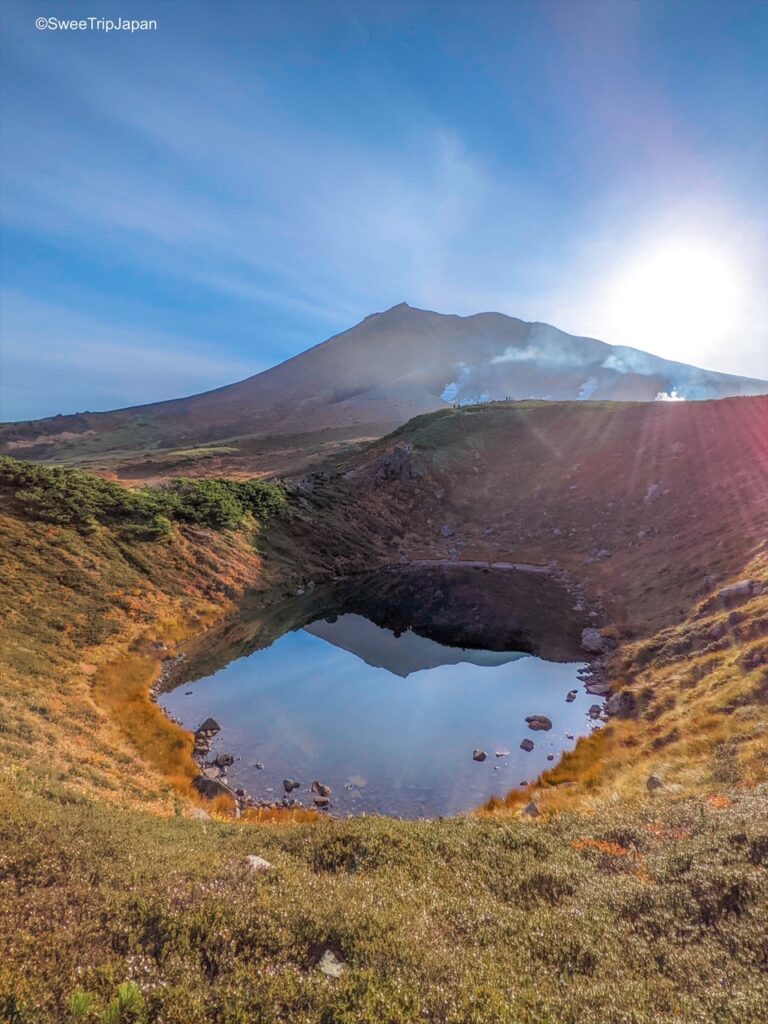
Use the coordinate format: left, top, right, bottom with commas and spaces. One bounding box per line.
318, 949, 345, 978
523, 801, 539, 817
646, 775, 665, 792
245, 855, 273, 872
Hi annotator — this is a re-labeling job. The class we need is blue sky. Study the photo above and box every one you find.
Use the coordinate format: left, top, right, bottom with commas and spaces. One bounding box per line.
1, 0, 767, 420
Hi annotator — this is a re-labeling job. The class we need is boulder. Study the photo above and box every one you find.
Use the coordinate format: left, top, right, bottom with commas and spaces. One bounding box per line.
193, 775, 236, 802
546, 754, 555, 761
283, 779, 301, 794
585, 679, 612, 696
311, 781, 333, 797
472, 749, 488, 762
525, 715, 553, 731
215, 753, 235, 768
581, 628, 611, 654
523, 801, 539, 817
520, 739, 535, 753
606, 690, 637, 718
313, 795, 331, 808
566, 690, 578, 703
317, 949, 346, 978
245, 855, 273, 873
588, 704, 602, 719
717, 580, 756, 606
646, 775, 665, 792
196, 718, 221, 737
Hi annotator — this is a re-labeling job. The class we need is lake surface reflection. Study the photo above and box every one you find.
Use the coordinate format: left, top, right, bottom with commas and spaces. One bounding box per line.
161, 611, 595, 818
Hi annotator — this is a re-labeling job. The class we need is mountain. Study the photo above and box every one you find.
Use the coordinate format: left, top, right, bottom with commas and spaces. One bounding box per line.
304, 613, 528, 677
3, 303, 766, 471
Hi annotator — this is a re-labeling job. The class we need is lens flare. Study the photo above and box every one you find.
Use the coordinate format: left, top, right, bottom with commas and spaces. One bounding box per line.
599, 239, 746, 365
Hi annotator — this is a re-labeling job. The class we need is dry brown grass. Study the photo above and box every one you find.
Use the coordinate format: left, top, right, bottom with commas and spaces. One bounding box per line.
93, 654, 198, 795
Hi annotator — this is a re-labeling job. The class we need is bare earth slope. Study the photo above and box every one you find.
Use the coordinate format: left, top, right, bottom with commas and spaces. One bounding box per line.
3, 304, 766, 477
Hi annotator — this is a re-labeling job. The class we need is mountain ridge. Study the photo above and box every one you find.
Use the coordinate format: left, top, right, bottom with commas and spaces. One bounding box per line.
3, 303, 766, 472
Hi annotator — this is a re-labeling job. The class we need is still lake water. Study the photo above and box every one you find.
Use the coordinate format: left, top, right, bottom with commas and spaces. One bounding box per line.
161, 613, 595, 818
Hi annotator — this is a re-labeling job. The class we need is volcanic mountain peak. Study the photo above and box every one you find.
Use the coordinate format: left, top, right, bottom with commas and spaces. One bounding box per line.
2, 304, 766, 472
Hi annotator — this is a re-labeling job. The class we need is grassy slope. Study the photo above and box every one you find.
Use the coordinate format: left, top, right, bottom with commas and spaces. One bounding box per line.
0, 511, 270, 809
1, 398, 767, 1021
2, 782, 766, 1024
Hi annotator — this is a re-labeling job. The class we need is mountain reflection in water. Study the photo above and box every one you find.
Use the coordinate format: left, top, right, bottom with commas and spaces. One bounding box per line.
304, 613, 528, 677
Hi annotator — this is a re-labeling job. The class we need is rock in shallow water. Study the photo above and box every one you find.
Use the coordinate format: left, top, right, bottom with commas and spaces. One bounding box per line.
283, 779, 301, 794
525, 715, 553, 731
472, 749, 488, 762
196, 718, 221, 736
520, 739, 534, 753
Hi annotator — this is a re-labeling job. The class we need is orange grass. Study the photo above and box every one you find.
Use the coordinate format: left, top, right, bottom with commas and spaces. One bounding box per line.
93, 654, 198, 795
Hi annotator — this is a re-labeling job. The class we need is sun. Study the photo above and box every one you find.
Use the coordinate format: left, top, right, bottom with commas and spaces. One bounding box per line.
599, 238, 746, 367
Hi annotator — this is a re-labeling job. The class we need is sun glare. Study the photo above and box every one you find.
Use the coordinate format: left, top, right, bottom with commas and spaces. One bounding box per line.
600, 239, 746, 366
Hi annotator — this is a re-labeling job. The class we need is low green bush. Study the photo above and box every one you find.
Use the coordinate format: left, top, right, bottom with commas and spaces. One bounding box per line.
0, 456, 285, 533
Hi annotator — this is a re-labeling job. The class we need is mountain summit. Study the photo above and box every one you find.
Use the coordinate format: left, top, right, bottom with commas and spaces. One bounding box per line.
3, 304, 766, 462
